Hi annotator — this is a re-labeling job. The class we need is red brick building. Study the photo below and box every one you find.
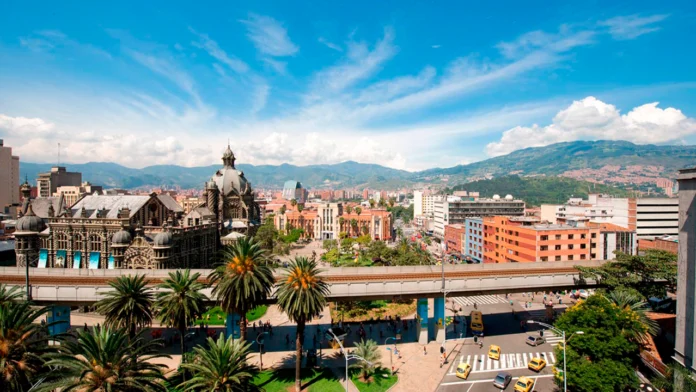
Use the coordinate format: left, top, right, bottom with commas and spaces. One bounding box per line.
444, 224, 466, 254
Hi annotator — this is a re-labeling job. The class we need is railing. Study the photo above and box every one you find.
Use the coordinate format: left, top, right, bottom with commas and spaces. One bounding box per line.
640, 350, 668, 376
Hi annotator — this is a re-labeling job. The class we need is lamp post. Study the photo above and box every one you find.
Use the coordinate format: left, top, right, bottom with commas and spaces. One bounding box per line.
328, 329, 372, 391
527, 320, 583, 392
384, 336, 400, 375
256, 332, 268, 370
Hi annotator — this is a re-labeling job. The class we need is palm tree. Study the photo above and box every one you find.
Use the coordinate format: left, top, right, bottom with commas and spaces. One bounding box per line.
290, 199, 298, 209
40, 327, 168, 392
297, 204, 304, 213
209, 237, 274, 341
339, 217, 345, 232
155, 269, 208, 361
351, 219, 359, 237
388, 198, 395, 208
350, 339, 382, 381
95, 274, 154, 339
0, 302, 52, 391
355, 207, 362, 216
279, 205, 287, 215
604, 289, 659, 344
369, 199, 376, 208
0, 284, 24, 308
178, 334, 261, 392
276, 257, 329, 392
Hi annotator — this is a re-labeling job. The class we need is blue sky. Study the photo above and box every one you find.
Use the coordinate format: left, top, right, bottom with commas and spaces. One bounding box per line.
1, 1, 695, 171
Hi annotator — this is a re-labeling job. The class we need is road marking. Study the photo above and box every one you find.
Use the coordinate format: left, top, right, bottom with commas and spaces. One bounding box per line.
440, 374, 554, 386
549, 352, 555, 363
487, 358, 491, 370
493, 359, 499, 369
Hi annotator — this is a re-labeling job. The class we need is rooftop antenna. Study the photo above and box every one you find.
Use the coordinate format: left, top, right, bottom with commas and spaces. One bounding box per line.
57, 142, 61, 165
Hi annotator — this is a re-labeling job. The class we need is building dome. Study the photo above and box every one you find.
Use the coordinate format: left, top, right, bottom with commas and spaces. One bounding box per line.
212, 144, 251, 196
111, 229, 132, 245
492, 194, 501, 200
16, 205, 46, 233
153, 231, 173, 247
505, 194, 514, 200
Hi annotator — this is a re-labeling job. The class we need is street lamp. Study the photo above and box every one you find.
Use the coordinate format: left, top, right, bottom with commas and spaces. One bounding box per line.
256, 332, 268, 370
527, 320, 583, 392
384, 336, 401, 375
328, 329, 372, 391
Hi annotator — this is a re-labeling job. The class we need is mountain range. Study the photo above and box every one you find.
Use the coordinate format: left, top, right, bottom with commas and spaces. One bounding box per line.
19, 140, 696, 190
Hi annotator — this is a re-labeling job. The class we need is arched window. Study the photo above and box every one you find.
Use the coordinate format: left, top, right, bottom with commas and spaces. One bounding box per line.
74, 234, 83, 252
89, 234, 102, 253
56, 233, 68, 250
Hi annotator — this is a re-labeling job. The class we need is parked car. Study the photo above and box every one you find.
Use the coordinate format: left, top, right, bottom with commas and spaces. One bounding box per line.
649, 296, 675, 313
525, 335, 545, 346
493, 372, 512, 389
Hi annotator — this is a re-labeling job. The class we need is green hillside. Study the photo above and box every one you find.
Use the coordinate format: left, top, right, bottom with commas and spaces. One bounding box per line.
449, 175, 632, 206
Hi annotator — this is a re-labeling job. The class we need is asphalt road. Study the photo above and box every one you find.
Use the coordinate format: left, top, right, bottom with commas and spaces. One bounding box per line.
438, 300, 563, 392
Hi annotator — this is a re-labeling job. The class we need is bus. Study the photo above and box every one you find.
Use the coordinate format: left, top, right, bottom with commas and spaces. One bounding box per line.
470, 311, 484, 336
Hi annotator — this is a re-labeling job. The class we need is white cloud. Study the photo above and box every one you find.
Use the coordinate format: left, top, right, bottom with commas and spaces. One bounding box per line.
0, 114, 55, 137
496, 27, 595, 59
189, 28, 250, 74
125, 49, 200, 102
318, 37, 342, 52
354, 66, 436, 104
599, 14, 669, 40
263, 58, 287, 74
485, 97, 696, 156
19, 30, 112, 59
251, 83, 270, 114
311, 27, 397, 95
241, 13, 298, 57
431, 45, 442, 49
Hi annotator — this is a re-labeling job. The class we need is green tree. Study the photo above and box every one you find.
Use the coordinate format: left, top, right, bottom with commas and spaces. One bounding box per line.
651, 362, 696, 392
322, 239, 338, 251
255, 221, 278, 251
338, 216, 345, 230
285, 222, 294, 232
350, 339, 382, 381
41, 327, 168, 392
554, 295, 641, 391
275, 257, 329, 392
346, 205, 353, 215
355, 206, 362, 216
297, 204, 304, 212
290, 199, 297, 209
356, 234, 372, 249
155, 269, 208, 361
388, 198, 395, 208
341, 237, 356, 252
0, 284, 24, 308
95, 274, 153, 339
369, 199, 376, 208
0, 302, 52, 391
279, 205, 287, 215
350, 218, 359, 236
378, 199, 386, 208
604, 289, 659, 344
576, 249, 677, 299
209, 238, 274, 341
361, 225, 369, 236
177, 334, 261, 392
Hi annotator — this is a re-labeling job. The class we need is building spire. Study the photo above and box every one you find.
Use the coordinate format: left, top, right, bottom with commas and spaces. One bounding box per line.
222, 142, 236, 168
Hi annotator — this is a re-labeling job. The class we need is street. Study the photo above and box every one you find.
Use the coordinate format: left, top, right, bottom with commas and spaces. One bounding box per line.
438, 293, 570, 392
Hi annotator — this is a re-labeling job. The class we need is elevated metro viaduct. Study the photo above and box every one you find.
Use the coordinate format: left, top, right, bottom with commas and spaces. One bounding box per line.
0, 260, 604, 343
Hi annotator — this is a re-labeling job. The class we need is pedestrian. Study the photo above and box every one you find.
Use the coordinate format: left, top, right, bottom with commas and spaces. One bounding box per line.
423, 346, 427, 355
286, 334, 290, 346
253, 322, 256, 332
440, 355, 444, 368
380, 328, 384, 339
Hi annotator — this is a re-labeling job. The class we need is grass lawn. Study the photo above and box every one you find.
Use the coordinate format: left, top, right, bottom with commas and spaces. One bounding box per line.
330, 300, 416, 323
253, 368, 343, 392
195, 305, 268, 325
350, 368, 398, 392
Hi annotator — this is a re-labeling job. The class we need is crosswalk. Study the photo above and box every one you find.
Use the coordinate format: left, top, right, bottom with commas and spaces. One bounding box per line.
451, 295, 510, 306
448, 351, 556, 374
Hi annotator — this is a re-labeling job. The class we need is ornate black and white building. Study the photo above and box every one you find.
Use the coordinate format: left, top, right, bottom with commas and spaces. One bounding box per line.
15, 144, 260, 270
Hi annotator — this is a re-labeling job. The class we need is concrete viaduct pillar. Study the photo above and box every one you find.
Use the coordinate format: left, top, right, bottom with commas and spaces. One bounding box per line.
47, 305, 71, 336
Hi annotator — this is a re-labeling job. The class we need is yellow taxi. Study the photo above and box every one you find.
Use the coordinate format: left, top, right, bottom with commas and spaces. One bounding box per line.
488, 344, 501, 360
528, 357, 547, 372
455, 363, 471, 379
514, 376, 535, 392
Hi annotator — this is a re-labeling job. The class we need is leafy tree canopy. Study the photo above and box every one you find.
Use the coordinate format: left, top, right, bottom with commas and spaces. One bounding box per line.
388, 204, 414, 223
576, 249, 677, 299
554, 295, 641, 392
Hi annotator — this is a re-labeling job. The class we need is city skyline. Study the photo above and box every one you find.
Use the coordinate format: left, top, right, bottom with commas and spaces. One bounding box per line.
1, 1, 695, 171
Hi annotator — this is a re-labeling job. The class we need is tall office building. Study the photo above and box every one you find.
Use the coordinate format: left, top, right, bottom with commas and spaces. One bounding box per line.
433, 195, 525, 237
675, 167, 696, 372
0, 140, 20, 216
37, 166, 82, 198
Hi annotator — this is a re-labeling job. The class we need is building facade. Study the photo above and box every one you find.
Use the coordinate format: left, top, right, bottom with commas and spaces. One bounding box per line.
433, 195, 525, 237
37, 166, 82, 198
464, 217, 484, 263
675, 167, 696, 372
443, 224, 465, 255
636, 197, 679, 239
15, 144, 259, 270
54, 182, 103, 208
0, 139, 20, 217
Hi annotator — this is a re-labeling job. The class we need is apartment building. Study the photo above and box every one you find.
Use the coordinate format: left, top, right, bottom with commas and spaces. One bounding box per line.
636, 197, 679, 239
54, 182, 103, 208
433, 195, 525, 237
482, 216, 636, 263
0, 140, 20, 216
464, 217, 484, 263
37, 166, 82, 198
444, 224, 466, 255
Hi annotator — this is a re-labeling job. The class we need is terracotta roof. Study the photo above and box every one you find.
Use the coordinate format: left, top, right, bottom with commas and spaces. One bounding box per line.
589, 222, 633, 232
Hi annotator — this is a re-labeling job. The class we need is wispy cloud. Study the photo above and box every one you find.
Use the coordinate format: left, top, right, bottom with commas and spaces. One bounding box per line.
19, 30, 112, 59
355, 66, 436, 104
496, 26, 595, 59
189, 28, 249, 74
241, 13, 299, 57
599, 14, 669, 40
263, 57, 287, 74
311, 27, 397, 95
318, 37, 342, 52
125, 49, 200, 103
431, 44, 441, 49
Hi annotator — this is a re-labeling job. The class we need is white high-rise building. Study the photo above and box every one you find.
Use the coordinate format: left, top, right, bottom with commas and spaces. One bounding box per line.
413, 190, 424, 217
